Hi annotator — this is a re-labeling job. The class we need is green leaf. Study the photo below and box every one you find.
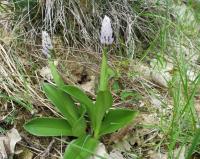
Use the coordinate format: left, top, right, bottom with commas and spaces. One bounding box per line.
63, 135, 99, 159
24, 118, 74, 137
49, 60, 65, 87
120, 90, 142, 102
62, 86, 94, 123
0, 93, 34, 113
62, 86, 93, 107
78, 104, 87, 116
72, 106, 87, 136
94, 91, 113, 137
43, 84, 79, 126
112, 81, 120, 93
99, 108, 138, 136
107, 67, 116, 79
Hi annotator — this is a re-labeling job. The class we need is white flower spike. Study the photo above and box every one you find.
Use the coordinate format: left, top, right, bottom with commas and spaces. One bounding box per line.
42, 31, 53, 57
100, 15, 114, 45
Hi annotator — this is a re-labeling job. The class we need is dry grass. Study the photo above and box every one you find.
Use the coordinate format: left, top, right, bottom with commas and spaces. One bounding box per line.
0, 0, 168, 112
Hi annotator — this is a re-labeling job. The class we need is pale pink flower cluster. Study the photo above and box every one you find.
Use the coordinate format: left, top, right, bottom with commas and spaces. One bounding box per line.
100, 15, 114, 45
42, 31, 53, 57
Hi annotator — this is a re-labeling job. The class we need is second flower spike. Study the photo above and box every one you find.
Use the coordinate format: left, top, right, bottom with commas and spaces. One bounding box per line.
42, 31, 53, 57
100, 15, 114, 45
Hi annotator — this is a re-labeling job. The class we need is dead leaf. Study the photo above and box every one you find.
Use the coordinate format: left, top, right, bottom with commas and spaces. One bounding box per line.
0, 137, 7, 158
7, 128, 21, 153
0, 128, 21, 158
39, 66, 53, 81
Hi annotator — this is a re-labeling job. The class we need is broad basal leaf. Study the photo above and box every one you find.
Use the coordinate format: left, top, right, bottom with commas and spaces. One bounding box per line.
63, 135, 99, 159
62, 85, 94, 108
43, 83, 79, 126
24, 118, 74, 137
72, 106, 87, 137
99, 108, 138, 136
62, 86, 95, 124
94, 91, 113, 137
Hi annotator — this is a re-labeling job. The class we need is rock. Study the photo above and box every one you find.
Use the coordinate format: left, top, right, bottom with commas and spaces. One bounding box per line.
150, 96, 162, 108
80, 76, 95, 94
133, 61, 172, 88
109, 149, 125, 159
187, 69, 197, 81
90, 143, 109, 159
151, 71, 171, 88
174, 146, 185, 159
114, 140, 132, 152
149, 151, 167, 159
39, 66, 53, 81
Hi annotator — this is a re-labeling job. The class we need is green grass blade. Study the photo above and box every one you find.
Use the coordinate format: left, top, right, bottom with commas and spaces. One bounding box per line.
186, 128, 200, 159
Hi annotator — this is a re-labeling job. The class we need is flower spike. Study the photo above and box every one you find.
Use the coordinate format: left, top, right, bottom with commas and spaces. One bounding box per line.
42, 31, 53, 57
100, 15, 114, 45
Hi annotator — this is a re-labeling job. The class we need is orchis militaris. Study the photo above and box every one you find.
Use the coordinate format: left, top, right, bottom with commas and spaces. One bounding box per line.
99, 15, 114, 92
24, 16, 137, 159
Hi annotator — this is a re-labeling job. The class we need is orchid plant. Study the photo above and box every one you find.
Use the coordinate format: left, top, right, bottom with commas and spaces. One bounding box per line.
24, 15, 138, 159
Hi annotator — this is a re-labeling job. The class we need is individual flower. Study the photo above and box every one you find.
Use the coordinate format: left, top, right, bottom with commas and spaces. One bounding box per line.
100, 15, 114, 45
42, 31, 53, 57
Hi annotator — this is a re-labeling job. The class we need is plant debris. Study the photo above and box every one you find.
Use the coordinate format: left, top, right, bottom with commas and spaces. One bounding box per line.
0, 128, 21, 158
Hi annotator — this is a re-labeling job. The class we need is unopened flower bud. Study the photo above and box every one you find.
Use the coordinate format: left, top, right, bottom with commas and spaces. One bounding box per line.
100, 15, 114, 45
42, 31, 53, 57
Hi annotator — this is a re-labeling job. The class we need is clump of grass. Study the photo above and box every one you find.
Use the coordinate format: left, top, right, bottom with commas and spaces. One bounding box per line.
142, 1, 200, 157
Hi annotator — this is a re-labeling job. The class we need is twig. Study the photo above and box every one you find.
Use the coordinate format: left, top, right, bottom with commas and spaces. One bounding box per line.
40, 139, 55, 157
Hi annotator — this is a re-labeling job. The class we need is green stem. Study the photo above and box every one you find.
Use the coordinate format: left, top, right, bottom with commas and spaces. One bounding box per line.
95, 48, 108, 138
94, 130, 99, 139
99, 48, 108, 91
